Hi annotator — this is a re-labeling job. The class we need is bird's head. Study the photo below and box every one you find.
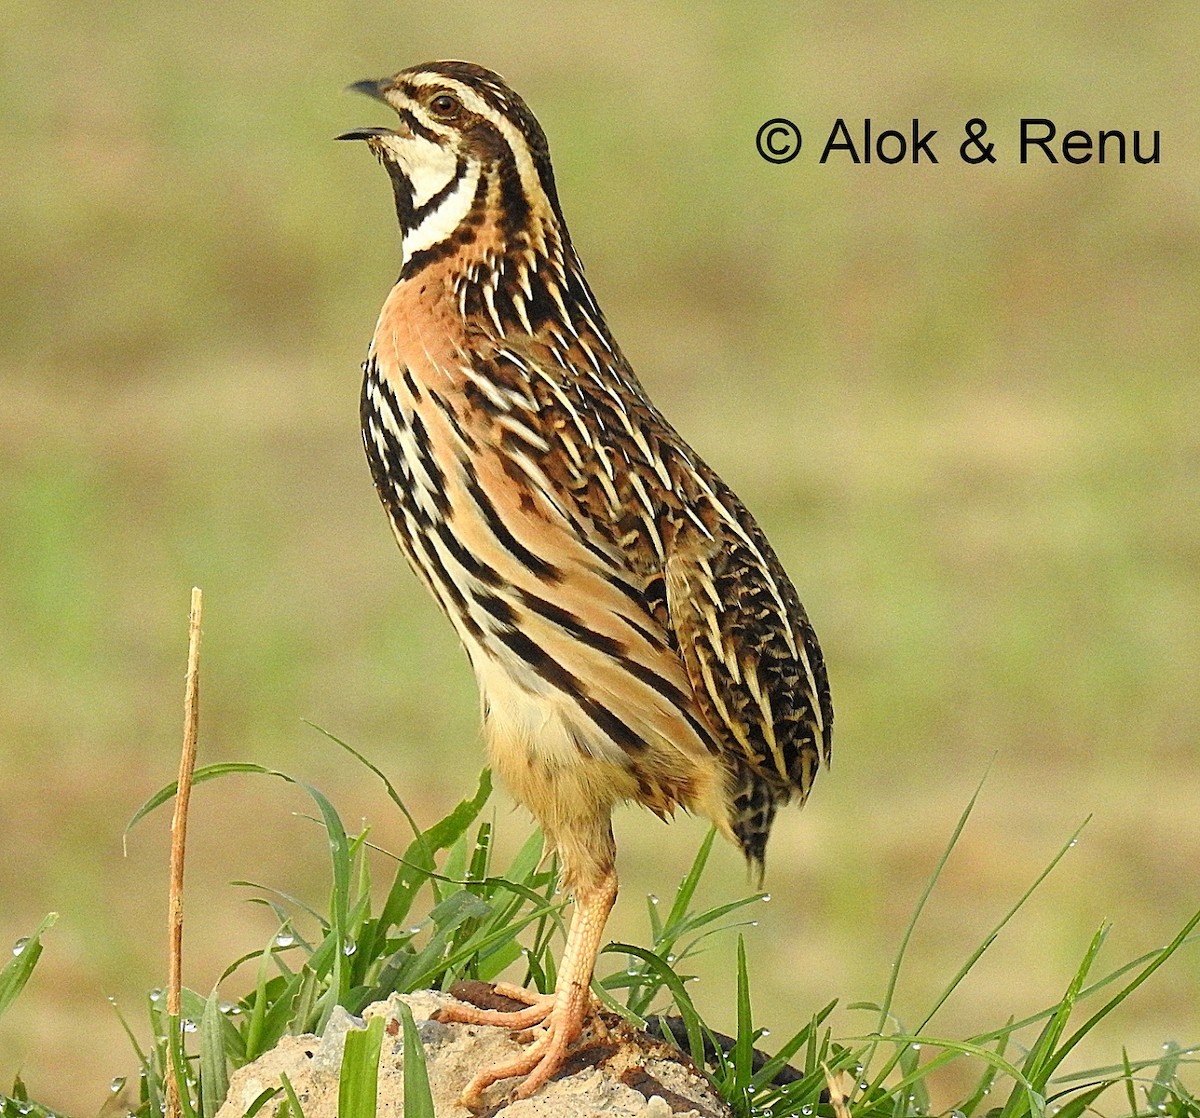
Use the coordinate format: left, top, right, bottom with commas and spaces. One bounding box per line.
339, 61, 569, 270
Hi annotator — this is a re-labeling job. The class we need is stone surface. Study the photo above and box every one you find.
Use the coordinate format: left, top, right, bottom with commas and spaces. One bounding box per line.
215, 988, 731, 1118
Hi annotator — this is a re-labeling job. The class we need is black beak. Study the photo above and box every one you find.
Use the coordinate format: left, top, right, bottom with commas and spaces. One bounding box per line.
338, 78, 398, 142
346, 77, 392, 104
336, 126, 397, 142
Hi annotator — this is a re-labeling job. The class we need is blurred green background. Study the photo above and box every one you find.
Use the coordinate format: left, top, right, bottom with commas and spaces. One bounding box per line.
2, 2, 1197, 1111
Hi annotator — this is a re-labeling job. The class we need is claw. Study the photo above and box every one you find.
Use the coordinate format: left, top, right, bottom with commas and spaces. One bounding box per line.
455, 994, 586, 1106
435, 987, 555, 1032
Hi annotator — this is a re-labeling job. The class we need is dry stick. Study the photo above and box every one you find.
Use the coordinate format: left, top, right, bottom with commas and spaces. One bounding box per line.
167, 587, 204, 1118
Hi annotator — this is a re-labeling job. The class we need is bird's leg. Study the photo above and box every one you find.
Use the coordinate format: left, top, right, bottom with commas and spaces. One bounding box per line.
448, 859, 618, 1105
459, 871, 617, 1103
511, 869, 617, 1099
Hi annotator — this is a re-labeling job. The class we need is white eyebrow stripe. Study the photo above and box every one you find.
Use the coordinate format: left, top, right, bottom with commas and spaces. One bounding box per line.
407, 74, 544, 209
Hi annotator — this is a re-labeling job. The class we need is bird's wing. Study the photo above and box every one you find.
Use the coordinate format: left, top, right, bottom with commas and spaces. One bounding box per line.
486, 333, 831, 798
662, 480, 831, 801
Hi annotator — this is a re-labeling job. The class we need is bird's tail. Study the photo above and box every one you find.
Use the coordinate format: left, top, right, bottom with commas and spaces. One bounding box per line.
728, 761, 787, 886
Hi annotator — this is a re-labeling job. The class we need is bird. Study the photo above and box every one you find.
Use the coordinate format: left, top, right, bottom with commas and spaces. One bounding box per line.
339, 60, 832, 1104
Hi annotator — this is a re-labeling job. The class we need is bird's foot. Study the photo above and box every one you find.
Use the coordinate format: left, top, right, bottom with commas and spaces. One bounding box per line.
463, 999, 585, 1105
439, 981, 590, 1106
436, 980, 555, 1031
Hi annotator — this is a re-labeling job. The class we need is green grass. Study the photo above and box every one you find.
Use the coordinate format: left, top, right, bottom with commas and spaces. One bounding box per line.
2, 749, 1196, 1118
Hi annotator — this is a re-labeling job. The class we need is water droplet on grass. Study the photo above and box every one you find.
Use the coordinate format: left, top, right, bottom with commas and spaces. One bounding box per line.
343, 939, 357, 956
648, 894, 660, 905
274, 931, 296, 948
182, 1018, 197, 1033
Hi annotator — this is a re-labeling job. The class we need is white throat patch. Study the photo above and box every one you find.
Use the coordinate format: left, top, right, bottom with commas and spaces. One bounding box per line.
404, 158, 481, 263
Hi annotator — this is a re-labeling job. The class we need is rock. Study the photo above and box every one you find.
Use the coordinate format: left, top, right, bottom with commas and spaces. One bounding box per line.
215, 987, 730, 1118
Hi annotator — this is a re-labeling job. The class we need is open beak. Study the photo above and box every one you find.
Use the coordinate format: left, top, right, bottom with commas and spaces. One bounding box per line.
336, 78, 397, 142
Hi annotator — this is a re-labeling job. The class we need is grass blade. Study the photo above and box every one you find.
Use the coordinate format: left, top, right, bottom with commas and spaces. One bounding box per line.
166, 1012, 200, 1118
1122, 1047, 1138, 1118
0, 913, 57, 1022
125, 762, 290, 835
338, 1014, 385, 1118
913, 818, 1090, 1038
398, 1000, 437, 1118
750, 999, 838, 1091
733, 936, 755, 1091
297, 780, 352, 1028
240, 1087, 283, 1117
664, 826, 717, 931
1053, 907, 1200, 1077
875, 762, 993, 1040
1052, 1080, 1112, 1118
303, 721, 424, 837
606, 942, 706, 1066
199, 985, 230, 1118
1000, 922, 1110, 1117
378, 770, 493, 933
279, 1072, 305, 1117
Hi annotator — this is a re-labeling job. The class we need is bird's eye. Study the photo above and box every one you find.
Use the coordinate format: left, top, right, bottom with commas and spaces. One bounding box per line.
429, 93, 461, 118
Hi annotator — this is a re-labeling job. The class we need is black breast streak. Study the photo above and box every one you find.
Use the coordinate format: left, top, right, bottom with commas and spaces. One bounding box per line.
362, 363, 485, 638
513, 587, 626, 660
463, 472, 564, 584
472, 589, 518, 627
406, 410, 452, 518
430, 514, 504, 589
492, 628, 648, 755
427, 388, 480, 452
461, 378, 507, 421
363, 415, 424, 531
413, 527, 484, 639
